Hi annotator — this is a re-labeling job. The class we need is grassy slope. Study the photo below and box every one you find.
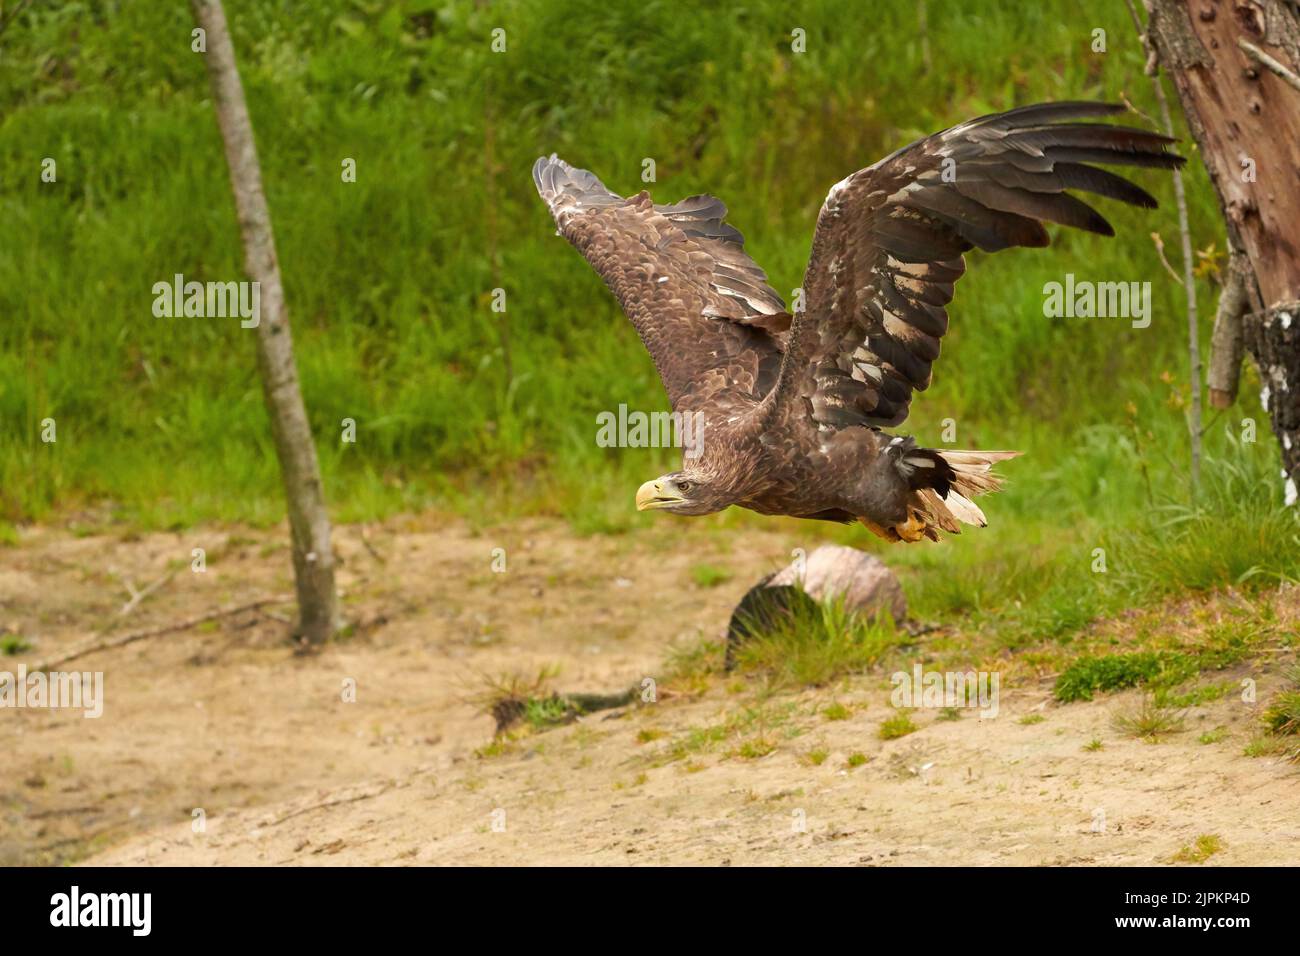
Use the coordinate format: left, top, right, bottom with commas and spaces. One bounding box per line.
1, 0, 1295, 638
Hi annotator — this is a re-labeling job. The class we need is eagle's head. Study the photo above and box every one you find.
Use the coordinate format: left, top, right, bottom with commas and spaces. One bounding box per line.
635, 471, 729, 516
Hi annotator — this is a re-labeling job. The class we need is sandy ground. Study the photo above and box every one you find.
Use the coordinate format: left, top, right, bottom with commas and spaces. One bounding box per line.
2, 514, 1297, 866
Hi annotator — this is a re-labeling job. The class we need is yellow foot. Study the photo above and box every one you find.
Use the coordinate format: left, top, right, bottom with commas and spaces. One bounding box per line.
893, 509, 929, 543
858, 517, 901, 542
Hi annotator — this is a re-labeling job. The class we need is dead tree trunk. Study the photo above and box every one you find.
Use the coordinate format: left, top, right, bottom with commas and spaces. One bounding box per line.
190, 0, 339, 643
1143, 0, 1300, 502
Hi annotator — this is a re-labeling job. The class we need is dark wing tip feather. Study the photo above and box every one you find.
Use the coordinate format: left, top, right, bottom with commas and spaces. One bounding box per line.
791, 101, 1181, 431
972, 100, 1128, 128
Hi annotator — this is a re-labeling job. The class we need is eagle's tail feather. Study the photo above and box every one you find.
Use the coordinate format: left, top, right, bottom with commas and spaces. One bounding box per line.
866, 444, 1021, 542
940, 449, 1022, 505
889, 449, 1021, 541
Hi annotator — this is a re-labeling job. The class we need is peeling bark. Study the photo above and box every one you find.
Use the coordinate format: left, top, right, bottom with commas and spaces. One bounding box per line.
1146, 0, 1300, 497
1243, 300, 1300, 492
190, 0, 339, 643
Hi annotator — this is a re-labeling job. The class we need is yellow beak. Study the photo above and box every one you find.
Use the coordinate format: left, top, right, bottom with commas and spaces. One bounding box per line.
636, 478, 683, 511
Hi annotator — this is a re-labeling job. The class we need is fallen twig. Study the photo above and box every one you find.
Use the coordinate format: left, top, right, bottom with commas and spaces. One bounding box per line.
119, 568, 179, 617
259, 780, 398, 829
30, 595, 289, 672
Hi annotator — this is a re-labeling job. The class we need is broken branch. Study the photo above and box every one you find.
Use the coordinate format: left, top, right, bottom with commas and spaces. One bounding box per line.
1207, 253, 1252, 408
1238, 38, 1300, 94
30, 595, 289, 673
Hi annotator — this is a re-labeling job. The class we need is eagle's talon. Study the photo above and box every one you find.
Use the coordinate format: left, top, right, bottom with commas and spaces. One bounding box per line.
894, 510, 929, 543
859, 517, 901, 542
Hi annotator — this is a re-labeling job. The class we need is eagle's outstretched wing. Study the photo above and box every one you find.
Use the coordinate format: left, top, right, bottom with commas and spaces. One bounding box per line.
771, 102, 1185, 429
533, 155, 788, 412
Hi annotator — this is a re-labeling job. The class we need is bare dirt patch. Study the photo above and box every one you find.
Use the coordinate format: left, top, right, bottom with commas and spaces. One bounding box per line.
1, 514, 789, 864
2, 516, 1297, 866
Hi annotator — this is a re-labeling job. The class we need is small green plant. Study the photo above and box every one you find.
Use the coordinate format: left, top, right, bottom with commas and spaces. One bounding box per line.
846, 752, 868, 768
689, 564, 733, 588
803, 747, 830, 766
522, 695, 573, 730
822, 701, 851, 722
1018, 713, 1045, 726
1264, 692, 1300, 735
1262, 667, 1300, 737
1198, 727, 1228, 745
937, 707, 962, 722
471, 666, 562, 734
0, 634, 32, 656
879, 712, 917, 740
1170, 834, 1223, 864
736, 738, 776, 759
474, 735, 519, 759
1243, 736, 1288, 758
1083, 738, 1104, 751
1111, 695, 1186, 742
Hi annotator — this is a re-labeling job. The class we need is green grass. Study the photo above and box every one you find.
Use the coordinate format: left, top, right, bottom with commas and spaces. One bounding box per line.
1262, 668, 1300, 737
1261, 668, 1300, 761
653, 701, 799, 765
689, 563, 733, 589
730, 597, 905, 688
1111, 695, 1186, 742
1056, 652, 1180, 703
879, 712, 917, 740
1170, 834, 1224, 865
1156, 680, 1234, 709
522, 694, 573, 730
0, 634, 32, 656
822, 701, 851, 722
1053, 605, 1276, 703
803, 747, 830, 766
3, 0, 1297, 654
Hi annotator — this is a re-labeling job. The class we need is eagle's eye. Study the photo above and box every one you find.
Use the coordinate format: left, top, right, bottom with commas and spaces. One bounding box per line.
677, 480, 692, 493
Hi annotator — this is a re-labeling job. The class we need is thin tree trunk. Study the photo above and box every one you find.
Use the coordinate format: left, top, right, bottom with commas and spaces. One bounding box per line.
1125, 0, 1203, 491
190, 0, 338, 643
1143, 0, 1300, 503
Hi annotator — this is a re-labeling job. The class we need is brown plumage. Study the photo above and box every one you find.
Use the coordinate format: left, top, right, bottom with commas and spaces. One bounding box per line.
534, 102, 1183, 542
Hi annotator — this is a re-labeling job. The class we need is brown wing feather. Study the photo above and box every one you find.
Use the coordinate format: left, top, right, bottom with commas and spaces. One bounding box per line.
771, 102, 1185, 430
533, 155, 787, 412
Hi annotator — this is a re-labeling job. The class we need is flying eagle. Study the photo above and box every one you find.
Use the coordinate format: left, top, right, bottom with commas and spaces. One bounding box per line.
534, 103, 1182, 542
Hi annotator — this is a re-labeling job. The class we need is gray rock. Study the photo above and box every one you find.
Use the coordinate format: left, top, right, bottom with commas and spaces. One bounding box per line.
767, 545, 906, 621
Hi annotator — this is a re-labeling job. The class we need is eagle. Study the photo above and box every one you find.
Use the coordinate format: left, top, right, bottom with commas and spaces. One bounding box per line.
534, 102, 1182, 542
